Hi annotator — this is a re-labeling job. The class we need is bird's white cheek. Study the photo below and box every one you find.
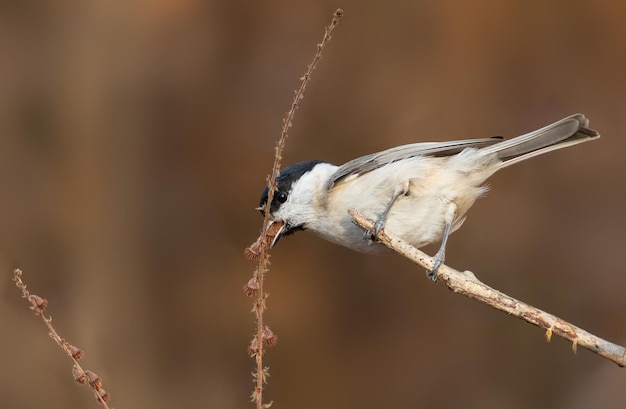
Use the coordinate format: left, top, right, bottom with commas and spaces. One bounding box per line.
273, 201, 315, 228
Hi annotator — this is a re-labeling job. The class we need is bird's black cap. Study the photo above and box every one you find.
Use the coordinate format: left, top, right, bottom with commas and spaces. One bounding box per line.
258, 160, 327, 216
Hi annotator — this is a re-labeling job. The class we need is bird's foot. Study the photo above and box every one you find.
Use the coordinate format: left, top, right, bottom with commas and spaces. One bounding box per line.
426, 251, 445, 282
364, 218, 385, 242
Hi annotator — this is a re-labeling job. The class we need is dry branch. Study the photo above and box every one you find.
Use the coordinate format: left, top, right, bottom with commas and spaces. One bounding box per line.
245, 9, 344, 409
349, 209, 626, 367
12, 269, 112, 407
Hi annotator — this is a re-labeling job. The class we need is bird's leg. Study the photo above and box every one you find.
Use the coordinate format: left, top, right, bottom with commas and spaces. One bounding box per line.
366, 184, 407, 241
427, 202, 457, 281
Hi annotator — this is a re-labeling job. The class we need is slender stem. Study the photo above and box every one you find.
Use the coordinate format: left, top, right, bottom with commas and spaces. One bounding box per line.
251, 10, 344, 408
13, 269, 113, 407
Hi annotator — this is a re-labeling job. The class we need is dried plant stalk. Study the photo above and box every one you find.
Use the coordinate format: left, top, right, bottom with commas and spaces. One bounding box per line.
13, 269, 113, 407
245, 9, 344, 409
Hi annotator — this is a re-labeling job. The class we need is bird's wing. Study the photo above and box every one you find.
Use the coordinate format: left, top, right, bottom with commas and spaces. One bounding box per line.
329, 137, 503, 187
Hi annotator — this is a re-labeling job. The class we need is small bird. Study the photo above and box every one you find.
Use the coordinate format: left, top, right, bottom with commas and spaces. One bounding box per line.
257, 114, 599, 280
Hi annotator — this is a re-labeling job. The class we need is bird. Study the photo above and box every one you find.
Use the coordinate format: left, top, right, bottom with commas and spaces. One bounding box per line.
256, 114, 599, 280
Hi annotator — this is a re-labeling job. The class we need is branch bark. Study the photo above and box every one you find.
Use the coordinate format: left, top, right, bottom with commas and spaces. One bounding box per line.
349, 208, 626, 367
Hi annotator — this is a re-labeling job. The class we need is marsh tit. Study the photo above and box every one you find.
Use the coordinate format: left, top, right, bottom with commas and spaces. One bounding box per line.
257, 114, 599, 280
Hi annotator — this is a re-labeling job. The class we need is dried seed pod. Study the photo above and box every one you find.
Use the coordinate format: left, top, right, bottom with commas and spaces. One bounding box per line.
29, 295, 48, 314
95, 388, 110, 403
67, 344, 84, 360
262, 326, 278, 348
72, 365, 87, 384
84, 370, 102, 389
243, 276, 261, 297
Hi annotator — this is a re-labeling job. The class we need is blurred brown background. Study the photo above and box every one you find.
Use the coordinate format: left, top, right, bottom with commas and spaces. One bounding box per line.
1, 1, 625, 408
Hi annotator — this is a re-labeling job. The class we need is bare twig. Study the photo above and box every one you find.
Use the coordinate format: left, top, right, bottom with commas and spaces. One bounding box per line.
349, 209, 626, 367
12, 269, 113, 407
245, 9, 344, 408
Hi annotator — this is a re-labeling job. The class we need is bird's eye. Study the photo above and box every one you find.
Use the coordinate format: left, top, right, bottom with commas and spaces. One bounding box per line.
276, 191, 288, 203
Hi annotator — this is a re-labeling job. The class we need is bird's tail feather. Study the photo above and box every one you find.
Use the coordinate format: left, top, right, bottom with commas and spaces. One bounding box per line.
482, 114, 600, 168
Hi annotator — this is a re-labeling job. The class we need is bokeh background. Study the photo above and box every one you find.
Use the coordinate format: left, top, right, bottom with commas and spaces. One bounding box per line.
1, 1, 625, 408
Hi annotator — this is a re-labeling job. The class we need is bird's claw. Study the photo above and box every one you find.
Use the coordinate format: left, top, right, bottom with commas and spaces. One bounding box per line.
426, 259, 441, 282
364, 219, 385, 241
427, 252, 445, 282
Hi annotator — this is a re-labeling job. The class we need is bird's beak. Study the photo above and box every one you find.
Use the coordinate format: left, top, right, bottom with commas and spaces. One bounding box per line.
268, 220, 287, 248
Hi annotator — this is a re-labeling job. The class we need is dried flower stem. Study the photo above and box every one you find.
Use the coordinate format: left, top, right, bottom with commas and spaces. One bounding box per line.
247, 9, 343, 408
349, 209, 626, 367
13, 269, 112, 407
